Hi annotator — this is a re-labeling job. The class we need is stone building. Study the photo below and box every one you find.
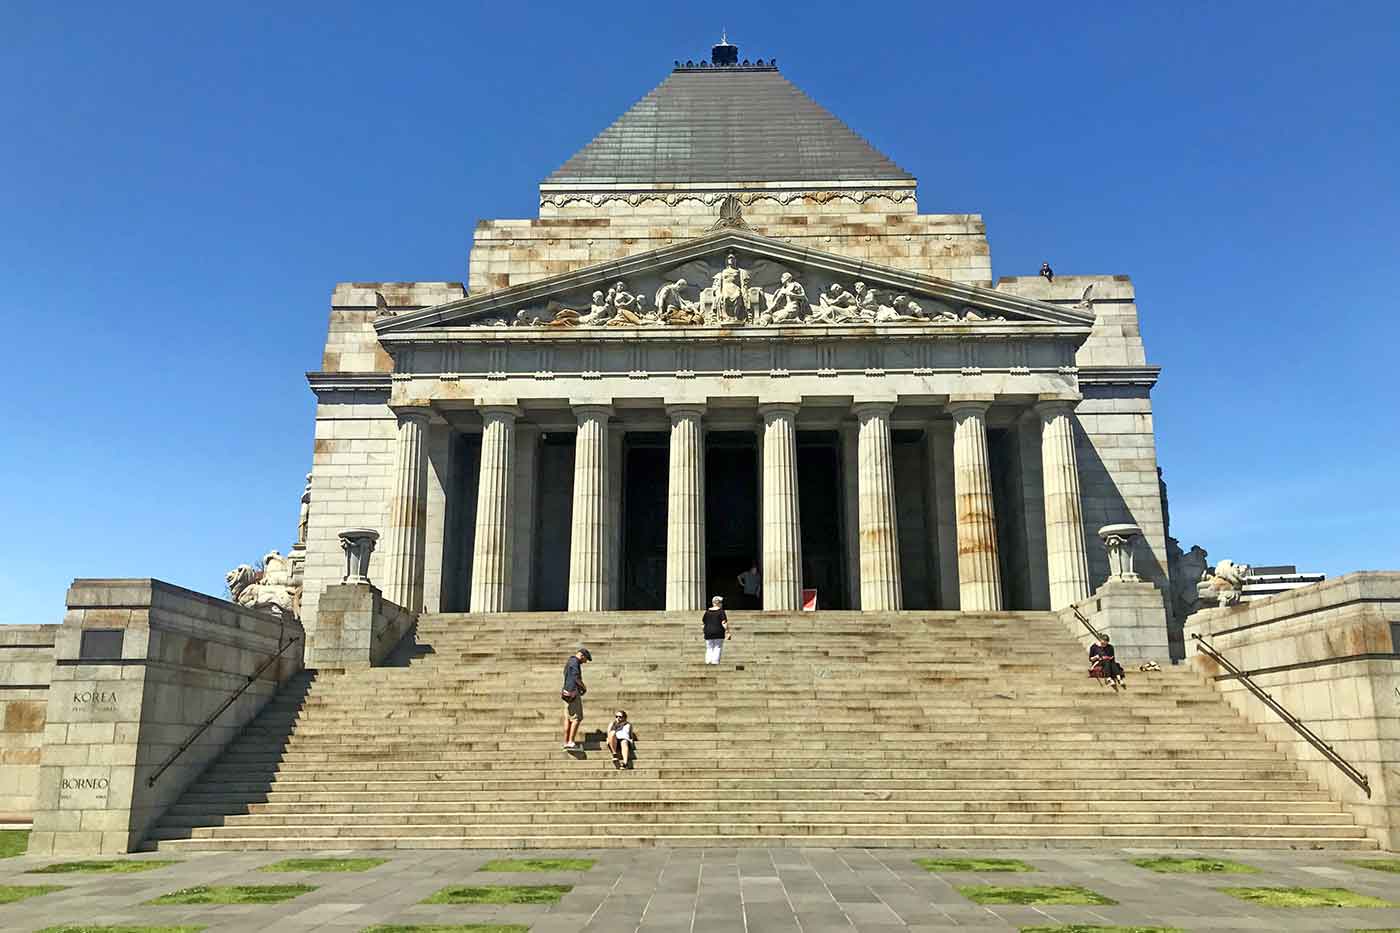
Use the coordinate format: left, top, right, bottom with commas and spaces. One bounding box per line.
299, 39, 1168, 652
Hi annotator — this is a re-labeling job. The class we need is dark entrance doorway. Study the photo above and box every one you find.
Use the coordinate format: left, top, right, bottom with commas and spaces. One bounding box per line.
797, 431, 849, 610
705, 432, 759, 608
620, 433, 668, 609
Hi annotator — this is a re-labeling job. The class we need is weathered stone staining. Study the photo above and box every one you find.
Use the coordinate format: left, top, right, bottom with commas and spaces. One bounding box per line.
568, 405, 612, 611
949, 399, 1002, 611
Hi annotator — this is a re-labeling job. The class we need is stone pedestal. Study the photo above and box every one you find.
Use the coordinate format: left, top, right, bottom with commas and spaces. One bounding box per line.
855, 402, 902, 611
760, 403, 803, 611
309, 581, 415, 670
665, 405, 706, 611
28, 579, 303, 855
568, 405, 612, 611
470, 406, 519, 612
949, 398, 1002, 611
1063, 579, 1170, 662
381, 408, 431, 611
1037, 399, 1091, 608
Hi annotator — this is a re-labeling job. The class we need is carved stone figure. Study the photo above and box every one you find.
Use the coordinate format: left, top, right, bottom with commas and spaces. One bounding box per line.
654, 278, 694, 316
853, 282, 880, 321
809, 283, 858, 323
226, 550, 300, 618
577, 290, 610, 325
296, 473, 311, 546
711, 253, 753, 322
1198, 560, 1250, 608
1168, 538, 1209, 622
757, 272, 809, 325
1076, 283, 1096, 311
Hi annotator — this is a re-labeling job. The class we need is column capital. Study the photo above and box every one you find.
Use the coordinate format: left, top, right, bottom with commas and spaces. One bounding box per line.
478, 404, 522, 422
852, 400, 896, 420
665, 402, 707, 421
758, 402, 800, 421
570, 403, 613, 422
946, 395, 994, 418
1034, 394, 1082, 417
390, 404, 434, 425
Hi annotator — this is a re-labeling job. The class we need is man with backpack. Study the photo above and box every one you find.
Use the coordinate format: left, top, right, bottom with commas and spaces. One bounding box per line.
561, 646, 591, 750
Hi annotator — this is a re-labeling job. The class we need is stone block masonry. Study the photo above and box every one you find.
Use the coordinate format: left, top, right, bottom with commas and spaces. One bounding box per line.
308, 582, 414, 670
1184, 572, 1400, 850
0, 624, 57, 822
27, 579, 303, 855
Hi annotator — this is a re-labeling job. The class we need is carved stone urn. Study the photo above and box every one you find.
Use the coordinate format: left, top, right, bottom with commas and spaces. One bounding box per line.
338, 528, 380, 585
1097, 523, 1142, 583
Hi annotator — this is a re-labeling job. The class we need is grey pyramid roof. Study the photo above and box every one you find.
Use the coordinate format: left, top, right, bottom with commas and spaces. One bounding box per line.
543, 66, 914, 185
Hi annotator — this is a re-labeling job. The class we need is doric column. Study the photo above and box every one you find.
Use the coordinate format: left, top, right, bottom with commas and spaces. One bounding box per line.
381, 407, 431, 611
928, 422, 960, 609
1038, 398, 1092, 607
949, 397, 1002, 611
840, 423, 862, 610
759, 403, 803, 610
854, 402, 902, 611
665, 405, 706, 611
568, 404, 612, 611
469, 405, 519, 613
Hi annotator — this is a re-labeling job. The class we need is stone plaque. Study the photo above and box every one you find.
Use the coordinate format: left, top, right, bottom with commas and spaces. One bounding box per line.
57, 769, 112, 808
70, 688, 119, 714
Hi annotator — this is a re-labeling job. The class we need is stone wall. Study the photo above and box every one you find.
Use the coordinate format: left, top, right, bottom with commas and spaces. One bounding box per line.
0, 625, 57, 822
1183, 573, 1400, 849
27, 579, 303, 855
469, 212, 993, 294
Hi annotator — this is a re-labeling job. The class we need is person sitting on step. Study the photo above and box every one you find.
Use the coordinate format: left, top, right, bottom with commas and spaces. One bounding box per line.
1089, 633, 1126, 690
607, 710, 637, 769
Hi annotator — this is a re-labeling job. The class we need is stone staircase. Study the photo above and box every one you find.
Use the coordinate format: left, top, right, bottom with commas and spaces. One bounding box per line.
147, 611, 1377, 851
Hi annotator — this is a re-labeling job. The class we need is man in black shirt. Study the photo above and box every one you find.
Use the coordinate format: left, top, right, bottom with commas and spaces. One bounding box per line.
561, 646, 591, 750
702, 596, 729, 665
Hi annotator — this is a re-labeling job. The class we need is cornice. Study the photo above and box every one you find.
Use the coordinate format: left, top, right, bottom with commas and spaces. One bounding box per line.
306, 372, 392, 395
1077, 365, 1161, 388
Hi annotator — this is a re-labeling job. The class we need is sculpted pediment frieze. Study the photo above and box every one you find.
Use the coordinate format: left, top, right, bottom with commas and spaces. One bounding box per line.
375, 230, 1093, 336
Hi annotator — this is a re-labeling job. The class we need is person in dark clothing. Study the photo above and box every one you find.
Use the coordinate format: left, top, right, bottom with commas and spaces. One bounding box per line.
1040, 261, 1055, 283
702, 596, 729, 664
1089, 634, 1125, 689
561, 646, 591, 749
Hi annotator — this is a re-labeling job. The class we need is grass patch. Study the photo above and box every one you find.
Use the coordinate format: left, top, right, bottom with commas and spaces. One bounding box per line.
0, 829, 29, 858
422, 884, 572, 905
1019, 924, 1181, 930
258, 857, 387, 873
0, 883, 67, 904
28, 859, 180, 875
145, 884, 317, 905
478, 857, 595, 872
362, 926, 530, 933
958, 884, 1116, 906
1346, 859, 1400, 874
1219, 886, 1395, 908
916, 856, 1035, 873
38, 927, 207, 933
1020, 926, 1184, 933
1129, 856, 1259, 874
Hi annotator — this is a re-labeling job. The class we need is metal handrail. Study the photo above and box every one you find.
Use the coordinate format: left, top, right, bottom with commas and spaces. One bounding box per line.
1191, 632, 1370, 797
148, 632, 300, 787
1071, 606, 1106, 641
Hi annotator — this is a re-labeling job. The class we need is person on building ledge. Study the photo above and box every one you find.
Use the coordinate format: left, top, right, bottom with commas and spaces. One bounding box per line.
607, 709, 637, 769
1089, 634, 1126, 690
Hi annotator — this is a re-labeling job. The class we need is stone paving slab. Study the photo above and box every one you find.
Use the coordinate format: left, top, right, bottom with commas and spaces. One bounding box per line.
2, 846, 1399, 931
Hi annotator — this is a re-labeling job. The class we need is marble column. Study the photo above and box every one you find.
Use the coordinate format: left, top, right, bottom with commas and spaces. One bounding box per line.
1038, 398, 1092, 607
665, 405, 706, 611
760, 403, 803, 611
381, 407, 431, 612
468, 405, 518, 613
928, 423, 960, 609
854, 402, 902, 611
949, 398, 1002, 611
568, 404, 612, 611
840, 423, 862, 610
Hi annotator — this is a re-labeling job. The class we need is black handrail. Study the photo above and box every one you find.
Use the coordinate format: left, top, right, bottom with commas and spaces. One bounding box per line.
1191, 632, 1370, 797
1071, 605, 1106, 641
148, 632, 300, 787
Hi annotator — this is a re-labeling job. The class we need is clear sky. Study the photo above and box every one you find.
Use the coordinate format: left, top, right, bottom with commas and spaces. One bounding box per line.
2, 1, 1397, 624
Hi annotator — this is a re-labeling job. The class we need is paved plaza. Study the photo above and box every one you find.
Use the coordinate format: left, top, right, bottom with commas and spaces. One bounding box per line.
3, 843, 1400, 932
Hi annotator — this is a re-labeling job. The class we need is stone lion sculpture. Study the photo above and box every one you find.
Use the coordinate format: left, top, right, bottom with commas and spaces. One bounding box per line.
226, 550, 300, 618
1197, 559, 1250, 608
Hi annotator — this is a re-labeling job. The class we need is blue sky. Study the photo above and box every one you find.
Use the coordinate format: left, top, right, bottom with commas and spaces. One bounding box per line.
2, 1, 1397, 624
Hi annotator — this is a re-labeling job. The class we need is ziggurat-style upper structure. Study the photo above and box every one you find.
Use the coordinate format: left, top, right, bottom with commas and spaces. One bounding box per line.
302, 39, 1168, 651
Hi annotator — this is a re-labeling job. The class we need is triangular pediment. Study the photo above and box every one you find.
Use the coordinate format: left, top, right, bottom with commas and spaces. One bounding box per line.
375, 229, 1094, 335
